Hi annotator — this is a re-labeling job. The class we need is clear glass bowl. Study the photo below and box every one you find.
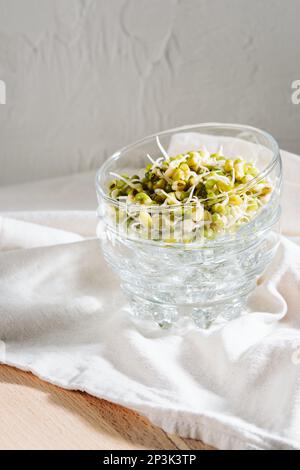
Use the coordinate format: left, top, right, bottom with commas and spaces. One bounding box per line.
96, 123, 282, 329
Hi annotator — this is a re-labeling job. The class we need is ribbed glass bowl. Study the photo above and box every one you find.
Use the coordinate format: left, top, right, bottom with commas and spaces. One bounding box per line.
96, 123, 282, 329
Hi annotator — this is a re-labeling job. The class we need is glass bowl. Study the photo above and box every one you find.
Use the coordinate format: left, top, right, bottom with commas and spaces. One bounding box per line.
96, 123, 282, 329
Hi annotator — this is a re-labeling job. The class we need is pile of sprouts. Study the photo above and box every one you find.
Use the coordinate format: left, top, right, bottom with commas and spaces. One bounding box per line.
106, 137, 272, 243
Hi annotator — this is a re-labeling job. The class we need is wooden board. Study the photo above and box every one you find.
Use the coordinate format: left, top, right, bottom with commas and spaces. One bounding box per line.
0, 365, 214, 450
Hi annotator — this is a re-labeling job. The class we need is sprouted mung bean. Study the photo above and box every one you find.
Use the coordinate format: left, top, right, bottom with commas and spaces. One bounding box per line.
107, 138, 272, 243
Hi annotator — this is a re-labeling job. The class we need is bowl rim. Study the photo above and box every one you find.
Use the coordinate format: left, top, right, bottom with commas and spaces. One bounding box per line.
95, 122, 281, 210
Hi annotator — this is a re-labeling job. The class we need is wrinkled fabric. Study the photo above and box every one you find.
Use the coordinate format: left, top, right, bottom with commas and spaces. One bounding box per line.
0, 150, 299, 450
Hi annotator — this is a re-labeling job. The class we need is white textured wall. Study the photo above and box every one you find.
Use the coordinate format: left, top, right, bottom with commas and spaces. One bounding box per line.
0, 0, 299, 185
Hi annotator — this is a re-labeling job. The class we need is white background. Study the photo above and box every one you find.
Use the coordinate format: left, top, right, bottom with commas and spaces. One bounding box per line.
0, 0, 299, 185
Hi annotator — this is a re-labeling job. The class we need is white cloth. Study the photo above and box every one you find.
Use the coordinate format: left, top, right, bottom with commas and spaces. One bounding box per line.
0, 151, 300, 450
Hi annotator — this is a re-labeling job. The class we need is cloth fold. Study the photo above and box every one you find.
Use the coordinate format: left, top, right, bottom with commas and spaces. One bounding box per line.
0, 150, 299, 450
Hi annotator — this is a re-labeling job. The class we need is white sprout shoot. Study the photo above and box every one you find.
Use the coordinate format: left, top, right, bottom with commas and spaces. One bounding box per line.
156, 168, 173, 185
146, 153, 163, 168
200, 146, 210, 159
169, 154, 189, 168
109, 172, 137, 190
218, 145, 224, 156
231, 166, 235, 185
156, 135, 169, 161
206, 174, 231, 185
155, 188, 179, 203
221, 193, 229, 206
186, 185, 196, 203
146, 153, 157, 165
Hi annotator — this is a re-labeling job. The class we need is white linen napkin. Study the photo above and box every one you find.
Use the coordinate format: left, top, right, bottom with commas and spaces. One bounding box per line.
0, 150, 299, 450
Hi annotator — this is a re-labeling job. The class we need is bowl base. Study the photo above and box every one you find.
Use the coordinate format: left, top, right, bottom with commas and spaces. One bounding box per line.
128, 293, 247, 329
